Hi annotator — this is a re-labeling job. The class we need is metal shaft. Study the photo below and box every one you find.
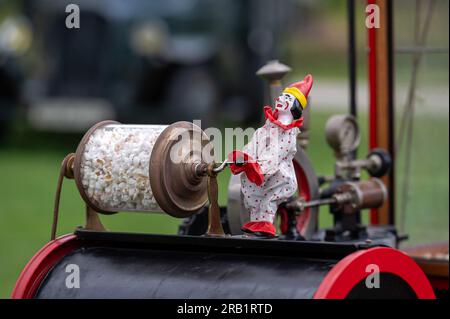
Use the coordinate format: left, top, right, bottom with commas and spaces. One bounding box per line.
303, 197, 337, 208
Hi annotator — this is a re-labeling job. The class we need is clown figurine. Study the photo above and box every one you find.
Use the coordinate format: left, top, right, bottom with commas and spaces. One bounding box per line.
229, 74, 313, 238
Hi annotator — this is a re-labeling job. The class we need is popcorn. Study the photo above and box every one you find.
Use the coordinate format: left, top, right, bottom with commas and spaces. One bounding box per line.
79, 124, 167, 212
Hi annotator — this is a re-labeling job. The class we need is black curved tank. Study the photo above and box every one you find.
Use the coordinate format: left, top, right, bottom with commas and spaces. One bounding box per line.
35, 230, 362, 299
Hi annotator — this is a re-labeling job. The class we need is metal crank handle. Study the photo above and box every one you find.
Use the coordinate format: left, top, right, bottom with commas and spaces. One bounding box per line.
193, 160, 265, 175
212, 159, 267, 173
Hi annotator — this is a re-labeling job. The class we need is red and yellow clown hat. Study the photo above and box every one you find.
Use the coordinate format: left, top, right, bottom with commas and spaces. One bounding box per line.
283, 74, 313, 109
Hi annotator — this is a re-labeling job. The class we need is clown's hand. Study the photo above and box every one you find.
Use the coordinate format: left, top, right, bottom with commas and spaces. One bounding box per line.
227, 150, 250, 174
227, 150, 264, 186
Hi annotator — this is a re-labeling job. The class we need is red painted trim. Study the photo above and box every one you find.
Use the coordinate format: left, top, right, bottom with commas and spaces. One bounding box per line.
313, 247, 436, 299
367, 0, 379, 224
11, 234, 79, 299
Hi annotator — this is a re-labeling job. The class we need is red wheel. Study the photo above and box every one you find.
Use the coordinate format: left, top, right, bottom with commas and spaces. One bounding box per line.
279, 147, 319, 239
12, 234, 79, 299
314, 247, 435, 299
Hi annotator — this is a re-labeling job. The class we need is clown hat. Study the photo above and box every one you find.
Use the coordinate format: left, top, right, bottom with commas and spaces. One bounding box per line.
283, 74, 313, 109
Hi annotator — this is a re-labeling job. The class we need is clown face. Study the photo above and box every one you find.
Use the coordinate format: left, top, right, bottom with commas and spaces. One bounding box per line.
275, 93, 296, 112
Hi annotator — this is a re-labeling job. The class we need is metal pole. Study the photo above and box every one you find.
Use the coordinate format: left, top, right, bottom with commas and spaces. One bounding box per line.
347, 0, 357, 120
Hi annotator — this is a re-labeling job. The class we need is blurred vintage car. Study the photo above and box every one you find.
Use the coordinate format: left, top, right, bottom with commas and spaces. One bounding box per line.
0, 0, 305, 133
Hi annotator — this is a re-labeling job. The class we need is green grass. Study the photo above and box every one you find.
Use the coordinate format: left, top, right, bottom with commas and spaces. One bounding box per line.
0, 109, 448, 298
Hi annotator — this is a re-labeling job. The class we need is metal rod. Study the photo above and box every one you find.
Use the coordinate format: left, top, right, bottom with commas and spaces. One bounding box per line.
386, 0, 396, 226
304, 197, 337, 208
286, 196, 339, 212
51, 153, 75, 240
347, 0, 357, 120
212, 161, 230, 173
211, 160, 268, 173
398, 0, 436, 233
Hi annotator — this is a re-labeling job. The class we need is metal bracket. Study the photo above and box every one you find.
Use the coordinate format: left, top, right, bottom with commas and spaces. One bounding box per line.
205, 163, 226, 237
85, 205, 106, 232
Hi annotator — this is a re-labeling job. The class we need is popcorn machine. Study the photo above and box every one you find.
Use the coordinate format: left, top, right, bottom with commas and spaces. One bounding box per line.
51, 120, 226, 240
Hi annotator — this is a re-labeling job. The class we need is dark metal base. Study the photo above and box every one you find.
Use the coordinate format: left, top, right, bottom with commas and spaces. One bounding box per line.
179, 206, 399, 247
74, 228, 373, 260
314, 225, 399, 248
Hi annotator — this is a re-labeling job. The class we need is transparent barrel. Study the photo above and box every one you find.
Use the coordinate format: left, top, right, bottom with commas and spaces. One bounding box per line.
78, 124, 167, 212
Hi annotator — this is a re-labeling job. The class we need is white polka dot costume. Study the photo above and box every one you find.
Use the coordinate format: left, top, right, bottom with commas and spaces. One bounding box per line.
241, 116, 300, 223
231, 74, 313, 237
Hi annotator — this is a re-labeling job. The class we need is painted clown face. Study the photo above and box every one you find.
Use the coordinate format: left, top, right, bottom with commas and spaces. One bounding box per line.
275, 93, 296, 112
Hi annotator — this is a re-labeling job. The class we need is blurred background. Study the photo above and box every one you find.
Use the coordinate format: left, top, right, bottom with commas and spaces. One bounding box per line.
0, 0, 448, 298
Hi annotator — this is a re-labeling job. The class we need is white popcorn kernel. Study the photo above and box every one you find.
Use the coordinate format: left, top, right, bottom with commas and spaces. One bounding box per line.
79, 124, 166, 212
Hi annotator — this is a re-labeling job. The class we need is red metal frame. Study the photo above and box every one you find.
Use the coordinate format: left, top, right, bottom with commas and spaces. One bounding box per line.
11, 234, 79, 299
279, 160, 314, 236
293, 160, 313, 234
313, 247, 436, 299
367, 0, 396, 225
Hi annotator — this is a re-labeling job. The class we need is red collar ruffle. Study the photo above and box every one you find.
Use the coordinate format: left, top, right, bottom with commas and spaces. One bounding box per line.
263, 106, 303, 130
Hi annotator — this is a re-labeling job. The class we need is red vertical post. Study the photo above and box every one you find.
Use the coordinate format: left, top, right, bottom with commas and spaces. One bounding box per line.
367, 0, 395, 225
